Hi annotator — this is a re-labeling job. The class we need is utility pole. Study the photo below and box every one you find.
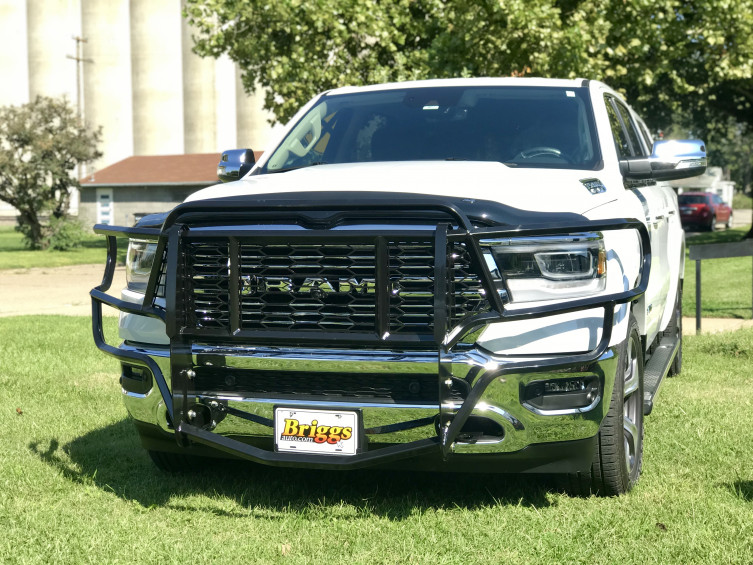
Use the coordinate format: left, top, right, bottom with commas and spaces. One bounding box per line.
67, 36, 93, 180
66, 35, 92, 118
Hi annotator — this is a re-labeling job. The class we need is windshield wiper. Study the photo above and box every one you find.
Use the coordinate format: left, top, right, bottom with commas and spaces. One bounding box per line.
266, 161, 329, 174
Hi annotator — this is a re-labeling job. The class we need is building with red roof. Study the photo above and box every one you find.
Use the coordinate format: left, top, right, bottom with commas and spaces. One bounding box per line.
78, 152, 259, 227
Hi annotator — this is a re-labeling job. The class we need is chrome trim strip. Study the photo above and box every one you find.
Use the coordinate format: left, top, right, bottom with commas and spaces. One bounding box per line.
522, 395, 602, 416
206, 396, 436, 411
122, 389, 151, 399
477, 403, 525, 430
192, 345, 439, 374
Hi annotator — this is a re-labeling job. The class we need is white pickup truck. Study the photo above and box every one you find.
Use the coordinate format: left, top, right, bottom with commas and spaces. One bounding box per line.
92, 78, 705, 495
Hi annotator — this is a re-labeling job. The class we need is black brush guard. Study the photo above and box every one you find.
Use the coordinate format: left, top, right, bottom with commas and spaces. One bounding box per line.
91, 197, 650, 469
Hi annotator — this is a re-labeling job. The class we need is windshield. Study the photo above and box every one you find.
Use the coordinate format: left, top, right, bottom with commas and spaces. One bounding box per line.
260, 86, 601, 174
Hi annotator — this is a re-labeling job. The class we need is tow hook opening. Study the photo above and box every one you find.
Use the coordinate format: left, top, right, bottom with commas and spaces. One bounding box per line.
120, 364, 152, 395
436, 415, 505, 444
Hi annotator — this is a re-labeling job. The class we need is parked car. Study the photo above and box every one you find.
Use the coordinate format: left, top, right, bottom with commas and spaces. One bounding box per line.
678, 191, 732, 231
91, 78, 706, 496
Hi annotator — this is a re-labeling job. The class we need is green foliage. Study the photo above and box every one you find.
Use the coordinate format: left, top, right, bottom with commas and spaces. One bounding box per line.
47, 217, 88, 251
0, 96, 101, 250
733, 191, 752, 209
0, 226, 124, 269
185, 0, 753, 138
711, 120, 753, 193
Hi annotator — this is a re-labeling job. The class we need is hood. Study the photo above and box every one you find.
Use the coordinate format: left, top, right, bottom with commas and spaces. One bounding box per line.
185, 161, 614, 215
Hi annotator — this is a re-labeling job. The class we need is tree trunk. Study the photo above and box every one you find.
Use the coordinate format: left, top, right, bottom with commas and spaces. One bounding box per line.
16, 208, 47, 250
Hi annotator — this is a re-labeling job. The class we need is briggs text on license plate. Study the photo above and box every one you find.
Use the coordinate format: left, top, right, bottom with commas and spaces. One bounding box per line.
274, 408, 359, 456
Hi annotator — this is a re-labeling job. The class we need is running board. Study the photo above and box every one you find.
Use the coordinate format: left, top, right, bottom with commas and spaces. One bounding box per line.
643, 332, 680, 416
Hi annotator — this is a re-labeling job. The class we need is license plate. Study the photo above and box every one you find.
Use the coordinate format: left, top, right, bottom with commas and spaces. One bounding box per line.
274, 407, 359, 455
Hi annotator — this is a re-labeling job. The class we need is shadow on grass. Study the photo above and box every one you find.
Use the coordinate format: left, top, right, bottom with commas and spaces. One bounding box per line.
685, 228, 748, 246
30, 419, 559, 517
730, 480, 753, 502
701, 308, 750, 319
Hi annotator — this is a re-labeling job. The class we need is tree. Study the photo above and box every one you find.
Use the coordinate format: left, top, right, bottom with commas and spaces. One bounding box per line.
705, 119, 753, 193
186, 0, 753, 235
0, 96, 101, 249
184, 0, 753, 138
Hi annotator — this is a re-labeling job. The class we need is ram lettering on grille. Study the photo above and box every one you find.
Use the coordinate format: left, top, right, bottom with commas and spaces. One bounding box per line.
185, 239, 489, 334
240, 276, 377, 296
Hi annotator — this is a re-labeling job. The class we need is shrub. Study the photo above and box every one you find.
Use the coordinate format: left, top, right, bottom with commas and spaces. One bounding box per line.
48, 217, 87, 251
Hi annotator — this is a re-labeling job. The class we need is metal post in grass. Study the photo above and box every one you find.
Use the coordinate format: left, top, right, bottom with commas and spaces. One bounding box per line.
696, 259, 702, 334
689, 239, 753, 335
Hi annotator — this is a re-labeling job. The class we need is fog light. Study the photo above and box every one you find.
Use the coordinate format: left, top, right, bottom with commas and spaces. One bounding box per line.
523, 377, 600, 412
544, 379, 586, 393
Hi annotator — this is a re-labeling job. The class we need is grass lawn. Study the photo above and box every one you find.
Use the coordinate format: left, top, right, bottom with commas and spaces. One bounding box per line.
1, 316, 752, 564
0, 226, 123, 269
683, 228, 753, 319
733, 192, 752, 210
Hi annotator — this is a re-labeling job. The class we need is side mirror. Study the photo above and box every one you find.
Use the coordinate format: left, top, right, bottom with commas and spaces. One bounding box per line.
217, 149, 255, 182
620, 139, 707, 182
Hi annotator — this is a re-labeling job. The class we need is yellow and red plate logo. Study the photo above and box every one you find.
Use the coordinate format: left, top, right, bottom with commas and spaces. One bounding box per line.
274, 408, 358, 455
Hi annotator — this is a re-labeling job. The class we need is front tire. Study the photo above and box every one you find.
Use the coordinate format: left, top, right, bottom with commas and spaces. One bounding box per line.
563, 316, 644, 496
709, 214, 717, 231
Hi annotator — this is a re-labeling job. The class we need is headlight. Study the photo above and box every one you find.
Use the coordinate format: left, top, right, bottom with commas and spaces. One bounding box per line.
480, 233, 606, 303
126, 239, 157, 293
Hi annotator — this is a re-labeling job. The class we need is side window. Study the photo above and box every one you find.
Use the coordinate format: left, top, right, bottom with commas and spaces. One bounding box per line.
614, 101, 648, 156
636, 119, 654, 155
604, 95, 649, 158
605, 96, 631, 158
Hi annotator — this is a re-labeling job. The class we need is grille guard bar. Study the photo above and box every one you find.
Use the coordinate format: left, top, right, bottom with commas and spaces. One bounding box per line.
91, 204, 650, 468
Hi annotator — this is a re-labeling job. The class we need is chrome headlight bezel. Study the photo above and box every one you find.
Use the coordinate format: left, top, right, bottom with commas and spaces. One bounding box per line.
125, 239, 158, 293
480, 232, 607, 303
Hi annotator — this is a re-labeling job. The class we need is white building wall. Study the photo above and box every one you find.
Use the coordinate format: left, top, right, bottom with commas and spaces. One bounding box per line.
214, 55, 238, 152
182, 13, 217, 154
130, 0, 184, 156
0, 0, 30, 107
27, 0, 80, 102
81, 0, 134, 173
236, 71, 278, 151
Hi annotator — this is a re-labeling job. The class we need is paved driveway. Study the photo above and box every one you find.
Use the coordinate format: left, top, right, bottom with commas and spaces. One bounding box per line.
0, 264, 125, 317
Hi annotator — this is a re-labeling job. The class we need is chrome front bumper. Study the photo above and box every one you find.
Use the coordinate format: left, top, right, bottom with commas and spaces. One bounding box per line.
118, 341, 618, 468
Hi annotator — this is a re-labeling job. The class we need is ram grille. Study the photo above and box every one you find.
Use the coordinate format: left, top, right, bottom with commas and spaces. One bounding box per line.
184, 237, 489, 337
